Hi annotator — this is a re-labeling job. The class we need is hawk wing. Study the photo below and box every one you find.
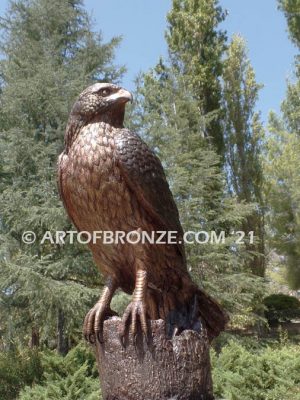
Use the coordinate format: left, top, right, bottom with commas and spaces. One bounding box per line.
114, 129, 185, 260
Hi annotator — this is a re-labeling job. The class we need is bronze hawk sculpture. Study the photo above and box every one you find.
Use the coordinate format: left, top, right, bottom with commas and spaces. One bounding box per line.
57, 83, 228, 344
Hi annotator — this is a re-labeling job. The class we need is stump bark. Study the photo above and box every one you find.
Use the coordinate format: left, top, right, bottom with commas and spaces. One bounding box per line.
93, 317, 214, 400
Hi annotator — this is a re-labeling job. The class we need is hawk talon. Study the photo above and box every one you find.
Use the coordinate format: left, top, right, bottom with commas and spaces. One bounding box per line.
119, 300, 149, 346
83, 305, 117, 344
96, 331, 104, 344
88, 333, 95, 344
120, 333, 127, 348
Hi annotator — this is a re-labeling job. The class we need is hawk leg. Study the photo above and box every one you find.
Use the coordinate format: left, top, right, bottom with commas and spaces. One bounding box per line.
83, 277, 118, 344
120, 270, 149, 346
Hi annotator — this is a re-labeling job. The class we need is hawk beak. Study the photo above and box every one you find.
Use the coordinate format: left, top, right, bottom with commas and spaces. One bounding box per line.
109, 88, 133, 104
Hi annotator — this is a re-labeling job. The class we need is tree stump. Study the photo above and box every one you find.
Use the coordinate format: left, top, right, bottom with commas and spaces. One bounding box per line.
93, 317, 214, 400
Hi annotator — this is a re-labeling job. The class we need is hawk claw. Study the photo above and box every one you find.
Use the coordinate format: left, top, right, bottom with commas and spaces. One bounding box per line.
83, 304, 117, 344
84, 332, 96, 344
119, 300, 150, 346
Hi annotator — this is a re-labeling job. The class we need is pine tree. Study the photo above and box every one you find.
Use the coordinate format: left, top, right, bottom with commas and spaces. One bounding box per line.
222, 35, 265, 277
0, 0, 124, 351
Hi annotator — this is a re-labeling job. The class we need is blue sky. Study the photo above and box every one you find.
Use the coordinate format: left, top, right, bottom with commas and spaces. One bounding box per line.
0, 0, 297, 123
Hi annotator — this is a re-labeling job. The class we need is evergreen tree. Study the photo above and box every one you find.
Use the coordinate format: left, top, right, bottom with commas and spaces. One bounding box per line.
222, 35, 265, 277
165, 0, 227, 158
0, 0, 124, 351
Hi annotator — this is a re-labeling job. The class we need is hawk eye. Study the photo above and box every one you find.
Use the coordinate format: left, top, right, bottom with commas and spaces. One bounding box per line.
100, 88, 111, 96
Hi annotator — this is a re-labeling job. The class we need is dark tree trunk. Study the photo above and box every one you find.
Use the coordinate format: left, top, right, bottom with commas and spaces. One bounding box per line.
29, 326, 40, 348
57, 308, 69, 355
243, 213, 265, 277
93, 318, 214, 400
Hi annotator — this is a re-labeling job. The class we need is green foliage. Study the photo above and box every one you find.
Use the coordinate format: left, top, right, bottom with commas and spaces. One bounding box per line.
264, 1, 300, 290
223, 35, 264, 204
264, 293, 300, 311
111, 291, 131, 315
18, 343, 100, 400
0, 348, 43, 400
166, 0, 227, 156
223, 35, 265, 276
212, 340, 300, 400
265, 113, 300, 289
278, 0, 300, 48
264, 294, 300, 324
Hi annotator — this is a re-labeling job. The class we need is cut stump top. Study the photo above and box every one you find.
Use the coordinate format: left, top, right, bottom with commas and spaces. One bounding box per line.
94, 317, 214, 400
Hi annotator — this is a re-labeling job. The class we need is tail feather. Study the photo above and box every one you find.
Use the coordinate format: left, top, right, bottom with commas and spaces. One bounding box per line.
163, 287, 229, 341
195, 288, 229, 341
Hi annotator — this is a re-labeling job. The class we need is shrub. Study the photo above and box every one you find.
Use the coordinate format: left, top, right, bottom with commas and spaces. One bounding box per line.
212, 340, 300, 400
0, 348, 43, 400
18, 343, 100, 400
264, 294, 300, 311
263, 294, 300, 324
19, 364, 100, 400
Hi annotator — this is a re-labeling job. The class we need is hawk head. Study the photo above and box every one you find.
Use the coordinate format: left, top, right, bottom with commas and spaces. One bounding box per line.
71, 82, 133, 126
